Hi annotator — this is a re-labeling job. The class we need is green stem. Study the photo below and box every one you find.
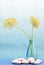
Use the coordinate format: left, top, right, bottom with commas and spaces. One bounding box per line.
31, 25, 34, 40
30, 25, 34, 57
30, 41, 33, 57
30, 25, 37, 60
15, 26, 31, 39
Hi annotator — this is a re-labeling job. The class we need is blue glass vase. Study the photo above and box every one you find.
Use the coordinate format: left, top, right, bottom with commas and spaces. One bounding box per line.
26, 39, 37, 60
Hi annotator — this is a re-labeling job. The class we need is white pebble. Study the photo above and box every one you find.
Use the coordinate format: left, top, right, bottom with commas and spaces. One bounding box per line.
12, 59, 21, 63
35, 59, 42, 64
22, 59, 29, 63
18, 58, 25, 61
28, 57, 35, 63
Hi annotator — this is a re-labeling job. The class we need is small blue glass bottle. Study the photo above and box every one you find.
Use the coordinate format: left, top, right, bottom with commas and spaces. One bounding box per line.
26, 39, 37, 60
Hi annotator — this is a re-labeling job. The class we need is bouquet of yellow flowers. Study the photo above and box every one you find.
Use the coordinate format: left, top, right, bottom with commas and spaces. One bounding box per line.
3, 16, 40, 61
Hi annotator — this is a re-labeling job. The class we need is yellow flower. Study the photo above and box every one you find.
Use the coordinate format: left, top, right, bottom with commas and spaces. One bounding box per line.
4, 18, 18, 28
30, 16, 40, 28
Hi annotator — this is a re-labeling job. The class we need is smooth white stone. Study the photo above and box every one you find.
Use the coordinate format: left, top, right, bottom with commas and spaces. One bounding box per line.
12, 59, 21, 63
22, 59, 29, 63
18, 58, 25, 61
28, 57, 35, 63
34, 59, 42, 64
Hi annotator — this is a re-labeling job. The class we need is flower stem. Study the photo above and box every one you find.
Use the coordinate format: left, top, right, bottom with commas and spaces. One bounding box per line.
30, 25, 34, 57
15, 26, 31, 39
31, 25, 37, 60
31, 25, 34, 40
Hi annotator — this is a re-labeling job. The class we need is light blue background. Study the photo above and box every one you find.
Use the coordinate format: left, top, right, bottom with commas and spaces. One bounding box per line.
0, 0, 44, 60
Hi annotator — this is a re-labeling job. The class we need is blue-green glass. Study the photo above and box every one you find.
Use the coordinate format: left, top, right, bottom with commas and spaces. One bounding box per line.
26, 39, 37, 60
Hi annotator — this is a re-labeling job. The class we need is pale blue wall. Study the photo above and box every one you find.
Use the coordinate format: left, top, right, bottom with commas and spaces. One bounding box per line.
0, 0, 44, 60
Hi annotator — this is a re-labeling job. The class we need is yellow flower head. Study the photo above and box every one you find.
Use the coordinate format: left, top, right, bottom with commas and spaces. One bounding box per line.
30, 16, 40, 28
4, 18, 18, 28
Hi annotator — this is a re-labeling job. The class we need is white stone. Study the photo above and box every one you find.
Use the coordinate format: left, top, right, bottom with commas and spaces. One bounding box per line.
34, 59, 42, 64
22, 59, 29, 63
28, 57, 35, 63
12, 59, 21, 63
18, 58, 25, 61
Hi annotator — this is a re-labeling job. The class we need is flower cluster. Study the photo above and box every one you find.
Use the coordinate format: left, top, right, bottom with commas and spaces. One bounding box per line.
30, 16, 40, 28
4, 18, 18, 28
